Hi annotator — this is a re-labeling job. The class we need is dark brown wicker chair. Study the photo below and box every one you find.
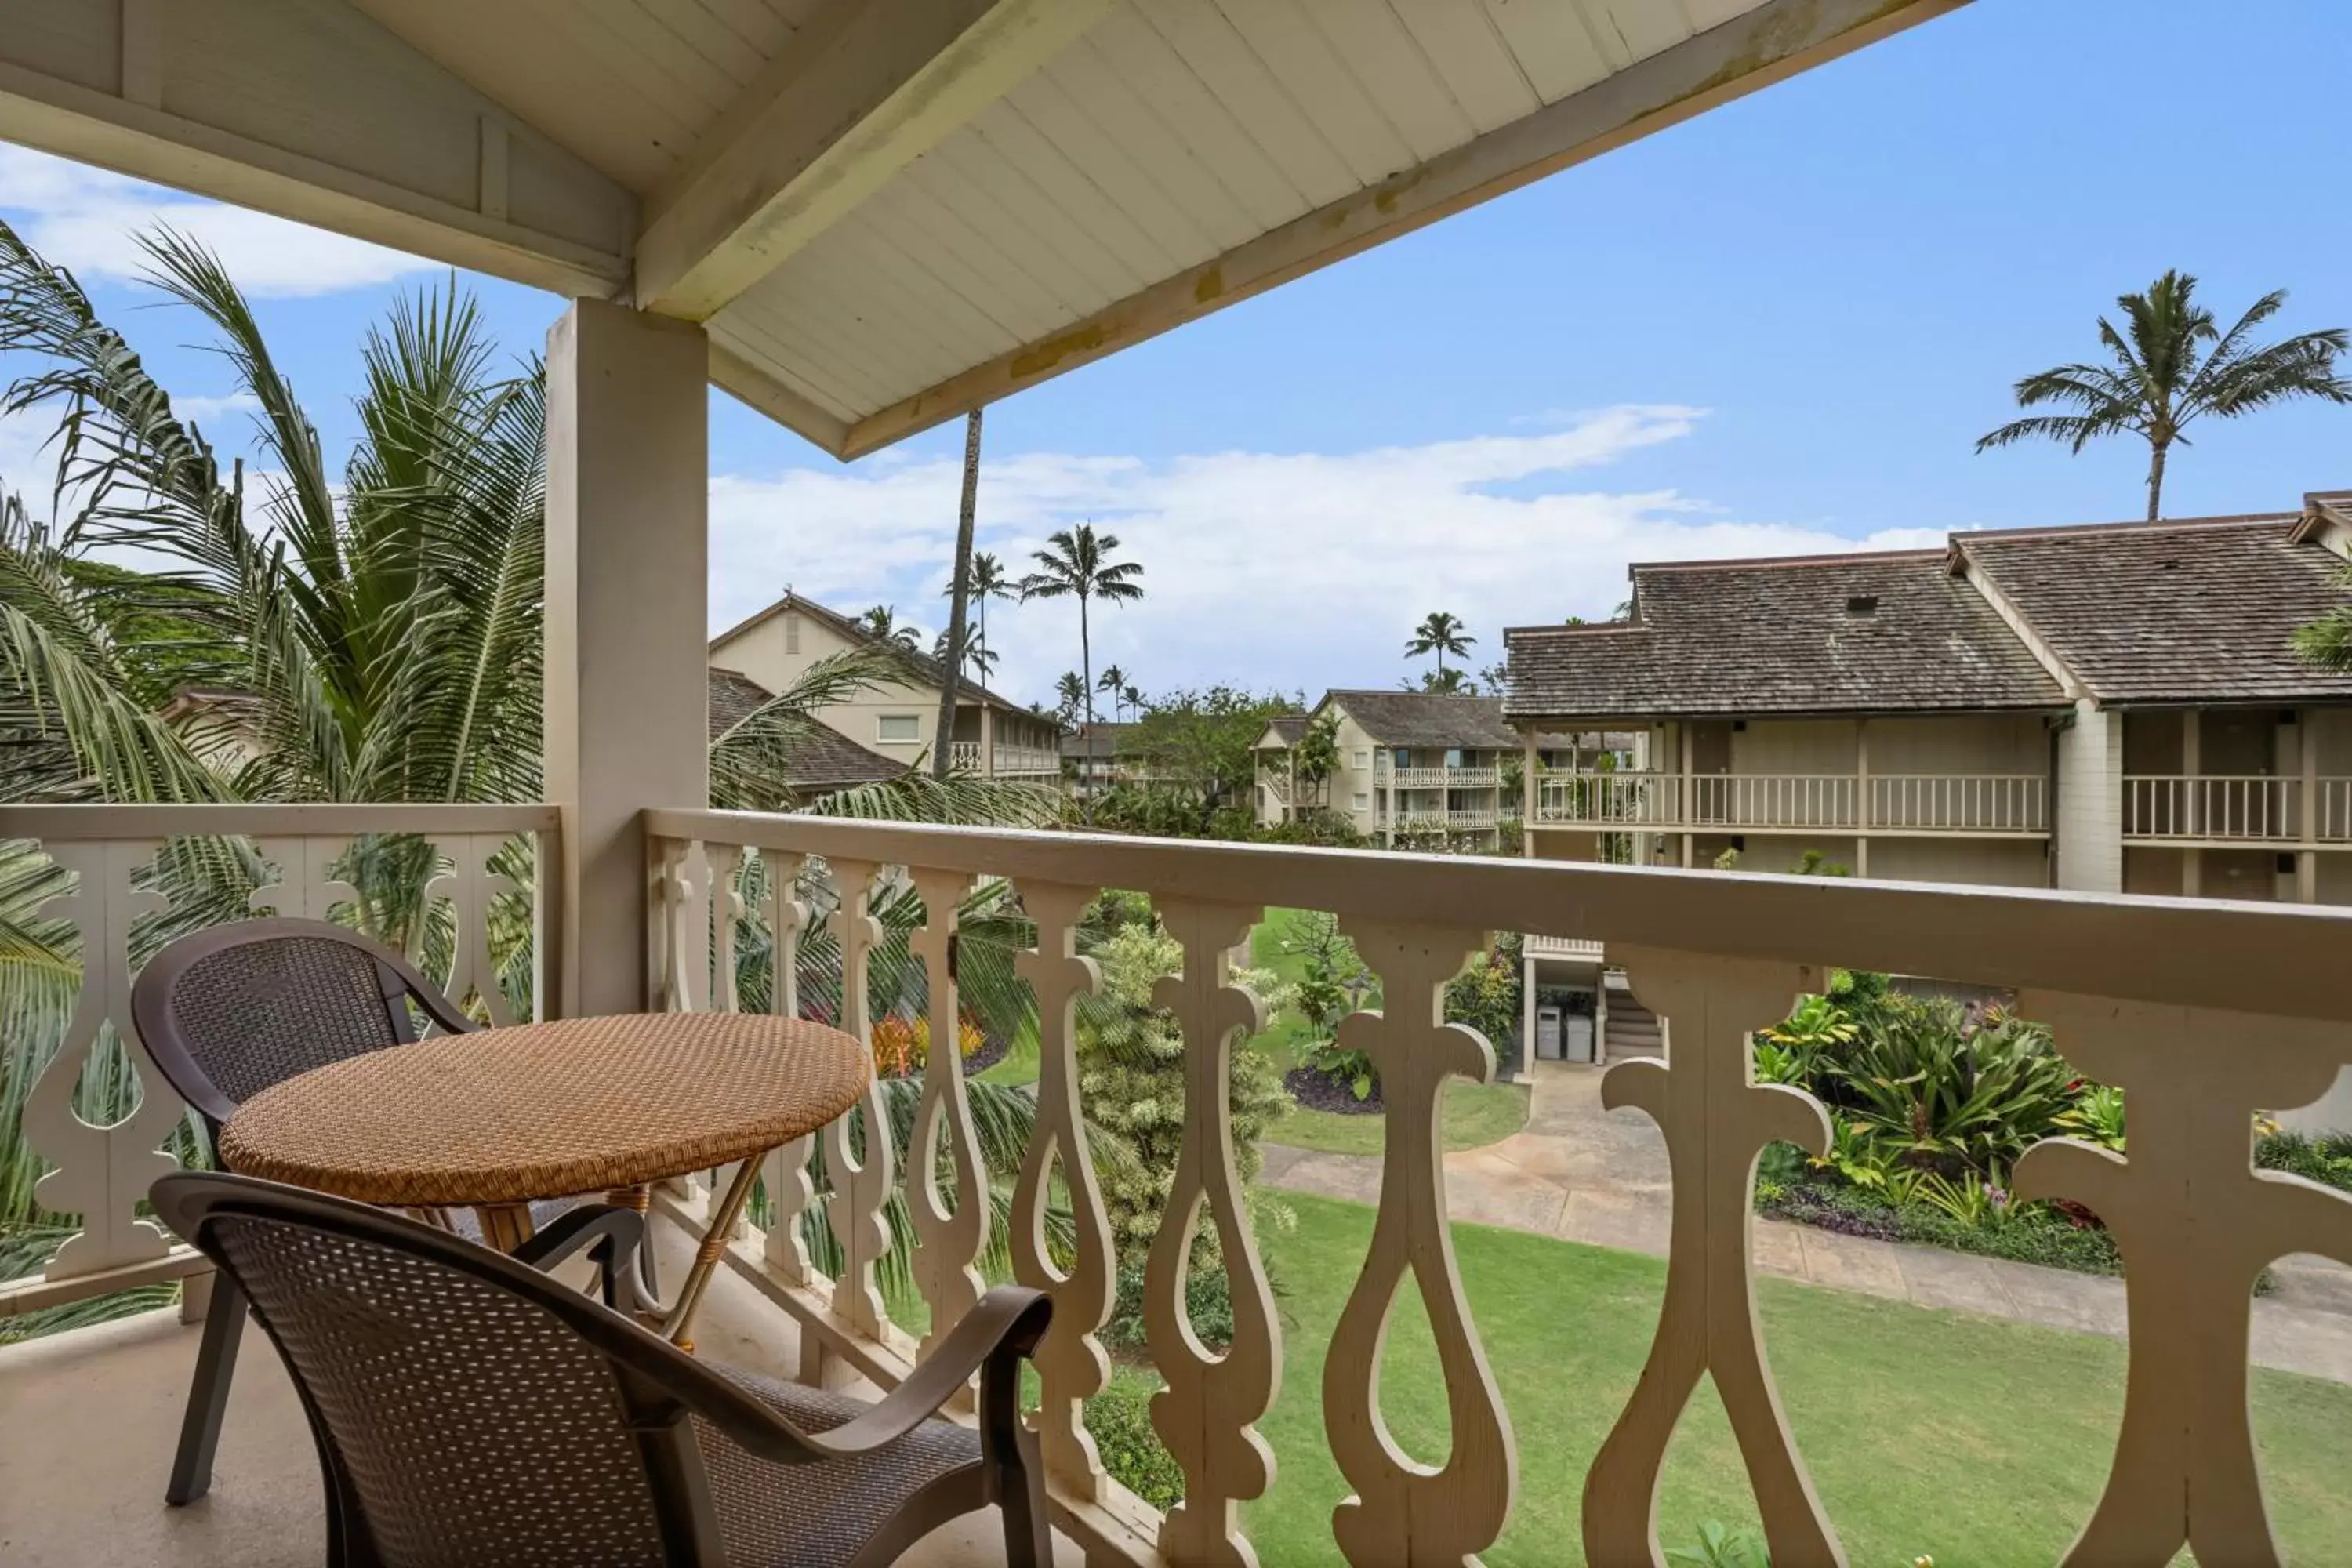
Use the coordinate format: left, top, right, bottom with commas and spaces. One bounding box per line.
132, 916, 633, 1505
152, 1172, 1055, 1568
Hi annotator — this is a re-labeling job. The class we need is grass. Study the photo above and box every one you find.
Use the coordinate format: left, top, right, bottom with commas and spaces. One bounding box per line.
1240, 1192, 2352, 1566
1249, 908, 1530, 1156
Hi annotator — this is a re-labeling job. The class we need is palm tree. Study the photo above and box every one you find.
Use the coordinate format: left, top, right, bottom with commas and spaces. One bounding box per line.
1121, 683, 1142, 720
931, 408, 983, 784
1054, 671, 1086, 728
1018, 524, 1143, 736
931, 626, 996, 684
1977, 270, 2352, 520
1097, 663, 1127, 721
857, 604, 921, 652
949, 550, 1016, 666
1406, 612, 1475, 684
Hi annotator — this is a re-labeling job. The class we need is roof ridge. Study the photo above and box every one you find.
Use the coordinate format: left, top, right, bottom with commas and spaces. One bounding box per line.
1955, 512, 2298, 546
1632, 547, 1947, 575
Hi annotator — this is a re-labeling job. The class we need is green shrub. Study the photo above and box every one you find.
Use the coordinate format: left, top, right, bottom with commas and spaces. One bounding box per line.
1104, 1259, 1236, 1353
2256, 1129, 2352, 1192
1083, 1374, 1185, 1510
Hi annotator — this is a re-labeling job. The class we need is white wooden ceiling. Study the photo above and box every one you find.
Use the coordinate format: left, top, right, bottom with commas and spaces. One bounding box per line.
0, 0, 1963, 456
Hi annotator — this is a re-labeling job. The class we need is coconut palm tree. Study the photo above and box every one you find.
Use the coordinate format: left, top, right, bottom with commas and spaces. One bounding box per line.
1054, 671, 1086, 728
856, 604, 922, 652
1977, 270, 2352, 520
1018, 524, 1143, 736
1097, 663, 1128, 721
1121, 683, 1142, 720
931, 408, 983, 784
953, 550, 1015, 657
931, 626, 996, 684
1406, 612, 1475, 684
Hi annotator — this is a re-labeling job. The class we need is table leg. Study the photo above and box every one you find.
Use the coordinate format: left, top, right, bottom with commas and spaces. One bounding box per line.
663, 1157, 767, 1352
605, 1185, 659, 1307
474, 1203, 536, 1254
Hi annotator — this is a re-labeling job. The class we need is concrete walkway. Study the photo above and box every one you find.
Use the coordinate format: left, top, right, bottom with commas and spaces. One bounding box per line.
1261, 1062, 2352, 1385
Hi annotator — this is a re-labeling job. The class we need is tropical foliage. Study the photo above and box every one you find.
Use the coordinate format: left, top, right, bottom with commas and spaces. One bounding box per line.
1976, 270, 2350, 519
1018, 524, 1143, 737
1404, 611, 1474, 683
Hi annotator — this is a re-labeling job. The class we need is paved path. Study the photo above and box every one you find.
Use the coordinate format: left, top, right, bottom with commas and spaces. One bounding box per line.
1261, 1062, 2352, 1385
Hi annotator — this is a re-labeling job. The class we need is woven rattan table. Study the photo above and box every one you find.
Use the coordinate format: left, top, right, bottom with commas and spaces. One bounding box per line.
220, 1012, 870, 1348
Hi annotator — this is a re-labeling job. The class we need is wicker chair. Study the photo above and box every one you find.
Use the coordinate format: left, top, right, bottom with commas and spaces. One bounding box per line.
132, 916, 634, 1505
152, 1172, 1055, 1568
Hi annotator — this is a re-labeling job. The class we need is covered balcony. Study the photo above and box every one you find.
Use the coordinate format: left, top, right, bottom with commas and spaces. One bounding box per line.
1533, 768, 2052, 836
8, 800, 2352, 1565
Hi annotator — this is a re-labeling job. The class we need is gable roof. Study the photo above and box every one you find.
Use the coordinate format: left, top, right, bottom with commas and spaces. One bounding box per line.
1953, 514, 2352, 704
1062, 722, 1134, 760
707, 669, 907, 793
1504, 550, 2070, 722
710, 592, 1029, 713
1319, 691, 1526, 750
1255, 714, 1310, 750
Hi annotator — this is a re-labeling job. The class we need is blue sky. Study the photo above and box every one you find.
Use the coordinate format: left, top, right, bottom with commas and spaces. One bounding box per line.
3, 0, 2348, 705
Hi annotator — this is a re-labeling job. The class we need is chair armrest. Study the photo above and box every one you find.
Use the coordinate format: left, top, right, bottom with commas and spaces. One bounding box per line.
511, 1204, 644, 1308
694, 1286, 1052, 1466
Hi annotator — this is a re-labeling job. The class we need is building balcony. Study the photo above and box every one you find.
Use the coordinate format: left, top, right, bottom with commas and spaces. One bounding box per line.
2123, 775, 2352, 845
1524, 933, 1606, 961
1533, 770, 2051, 836
5, 800, 2351, 1565
949, 741, 1062, 779
1385, 764, 1501, 789
1388, 806, 1501, 832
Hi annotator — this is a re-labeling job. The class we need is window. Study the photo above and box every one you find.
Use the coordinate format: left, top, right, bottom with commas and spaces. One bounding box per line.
1446, 748, 1465, 768
1352, 792, 1370, 810
1352, 750, 1371, 769
783, 612, 800, 655
877, 714, 920, 743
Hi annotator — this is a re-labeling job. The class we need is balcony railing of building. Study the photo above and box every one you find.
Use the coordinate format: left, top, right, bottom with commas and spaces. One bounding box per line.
949, 741, 1062, 778
1389, 765, 1501, 789
1524, 933, 1606, 961
1533, 770, 2050, 835
1390, 807, 1501, 832
11, 799, 2352, 1564
2123, 775, 2352, 844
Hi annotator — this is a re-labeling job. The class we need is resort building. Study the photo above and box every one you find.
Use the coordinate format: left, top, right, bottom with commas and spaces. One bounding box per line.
1505, 496, 2352, 1066
709, 592, 1062, 781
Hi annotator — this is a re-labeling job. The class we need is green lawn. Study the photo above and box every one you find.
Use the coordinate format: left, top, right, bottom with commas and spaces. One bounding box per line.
1240, 1193, 2352, 1565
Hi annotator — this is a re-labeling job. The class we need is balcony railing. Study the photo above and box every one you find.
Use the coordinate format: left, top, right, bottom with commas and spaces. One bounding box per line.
13, 800, 2352, 1564
1390, 765, 1501, 789
2122, 775, 2352, 844
949, 741, 1063, 778
1525, 933, 1605, 960
1534, 771, 2049, 834
1390, 807, 1501, 831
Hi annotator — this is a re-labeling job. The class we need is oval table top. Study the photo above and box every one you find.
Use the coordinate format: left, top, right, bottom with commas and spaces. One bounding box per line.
220, 1012, 870, 1208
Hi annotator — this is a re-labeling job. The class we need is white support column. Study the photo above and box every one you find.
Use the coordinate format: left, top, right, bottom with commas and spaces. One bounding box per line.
2182, 708, 2202, 898
545, 299, 710, 1018
1853, 717, 1870, 880
2056, 701, 2124, 893
2299, 707, 2320, 903
978, 701, 994, 779
1519, 954, 1537, 1080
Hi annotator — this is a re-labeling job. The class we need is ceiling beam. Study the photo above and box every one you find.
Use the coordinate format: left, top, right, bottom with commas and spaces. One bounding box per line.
838, 0, 1965, 459
632, 0, 1111, 321
708, 341, 849, 456
0, 0, 633, 297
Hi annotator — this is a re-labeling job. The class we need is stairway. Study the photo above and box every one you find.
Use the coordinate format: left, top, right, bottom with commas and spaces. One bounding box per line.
1602, 972, 1664, 1060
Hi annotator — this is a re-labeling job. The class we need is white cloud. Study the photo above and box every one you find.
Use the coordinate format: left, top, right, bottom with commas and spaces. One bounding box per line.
710, 407, 1945, 705
0, 144, 437, 297
172, 391, 263, 426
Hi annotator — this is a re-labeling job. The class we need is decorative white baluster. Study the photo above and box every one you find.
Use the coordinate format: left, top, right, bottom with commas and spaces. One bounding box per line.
647, 837, 685, 1012
1011, 880, 1116, 1500
820, 858, 895, 1338
249, 836, 358, 920
1323, 920, 1516, 1566
1146, 898, 1278, 1568
2013, 995, 2352, 1567
422, 833, 525, 1026
24, 841, 187, 1280
760, 853, 816, 1283
648, 838, 710, 1014
1584, 947, 1839, 1568
908, 866, 986, 1355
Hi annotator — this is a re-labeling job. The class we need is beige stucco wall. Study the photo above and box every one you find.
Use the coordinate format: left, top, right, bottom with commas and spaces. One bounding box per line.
1730, 719, 1857, 773
1326, 707, 1386, 835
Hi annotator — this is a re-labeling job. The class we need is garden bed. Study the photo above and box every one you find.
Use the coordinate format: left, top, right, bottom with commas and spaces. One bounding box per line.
1283, 1063, 1383, 1116
1759, 1174, 2124, 1276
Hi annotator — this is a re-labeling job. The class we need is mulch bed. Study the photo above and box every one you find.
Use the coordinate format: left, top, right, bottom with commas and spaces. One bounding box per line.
1284, 1064, 1384, 1116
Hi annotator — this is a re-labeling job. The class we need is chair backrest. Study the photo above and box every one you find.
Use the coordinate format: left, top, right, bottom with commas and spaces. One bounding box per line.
154, 1172, 752, 1568
133, 917, 476, 1129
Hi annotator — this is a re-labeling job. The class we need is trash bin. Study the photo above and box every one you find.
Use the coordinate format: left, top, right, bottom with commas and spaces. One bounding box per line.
1564, 1014, 1595, 1064
1535, 1005, 1564, 1061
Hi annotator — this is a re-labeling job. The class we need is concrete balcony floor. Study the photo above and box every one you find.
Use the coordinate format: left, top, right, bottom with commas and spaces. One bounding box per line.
0, 1216, 1079, 1567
